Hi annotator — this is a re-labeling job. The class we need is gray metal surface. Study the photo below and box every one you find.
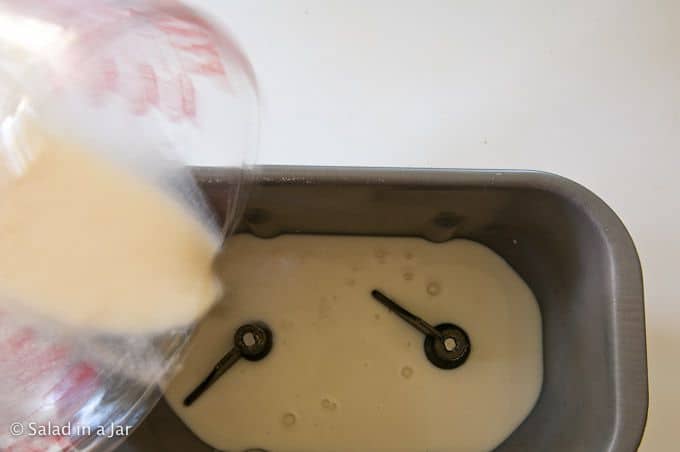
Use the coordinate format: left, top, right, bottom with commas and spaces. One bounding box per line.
117, 166, 648, 452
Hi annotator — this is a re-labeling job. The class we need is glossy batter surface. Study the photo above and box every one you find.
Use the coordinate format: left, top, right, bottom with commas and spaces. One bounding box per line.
166, 234, 543, 452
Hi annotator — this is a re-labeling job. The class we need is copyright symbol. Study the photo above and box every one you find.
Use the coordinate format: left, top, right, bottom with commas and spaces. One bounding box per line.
9, 422, 24, 436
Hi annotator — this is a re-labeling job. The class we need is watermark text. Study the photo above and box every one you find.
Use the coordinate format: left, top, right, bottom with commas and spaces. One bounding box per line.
9, 422, 132, 439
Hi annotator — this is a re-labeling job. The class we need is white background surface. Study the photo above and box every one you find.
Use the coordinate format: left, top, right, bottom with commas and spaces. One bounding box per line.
190, 1, 678, 449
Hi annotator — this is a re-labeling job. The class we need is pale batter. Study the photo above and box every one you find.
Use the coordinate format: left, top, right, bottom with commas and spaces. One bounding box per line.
165, 234, 543, 452
0, 131, 221, 334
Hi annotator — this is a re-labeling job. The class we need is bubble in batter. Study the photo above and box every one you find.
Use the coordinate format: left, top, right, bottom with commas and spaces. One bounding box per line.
426, 282, 441, 296
401, 366, 414, 379
403, 271, 414, 281
404, 250, 413, 260
282, 413, 297, 427
321, 398, 338, 411
345, 277, 356, 286
375, 249, 387, 264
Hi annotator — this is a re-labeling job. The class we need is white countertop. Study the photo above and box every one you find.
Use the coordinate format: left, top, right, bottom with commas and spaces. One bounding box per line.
191, 1, 679, 449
